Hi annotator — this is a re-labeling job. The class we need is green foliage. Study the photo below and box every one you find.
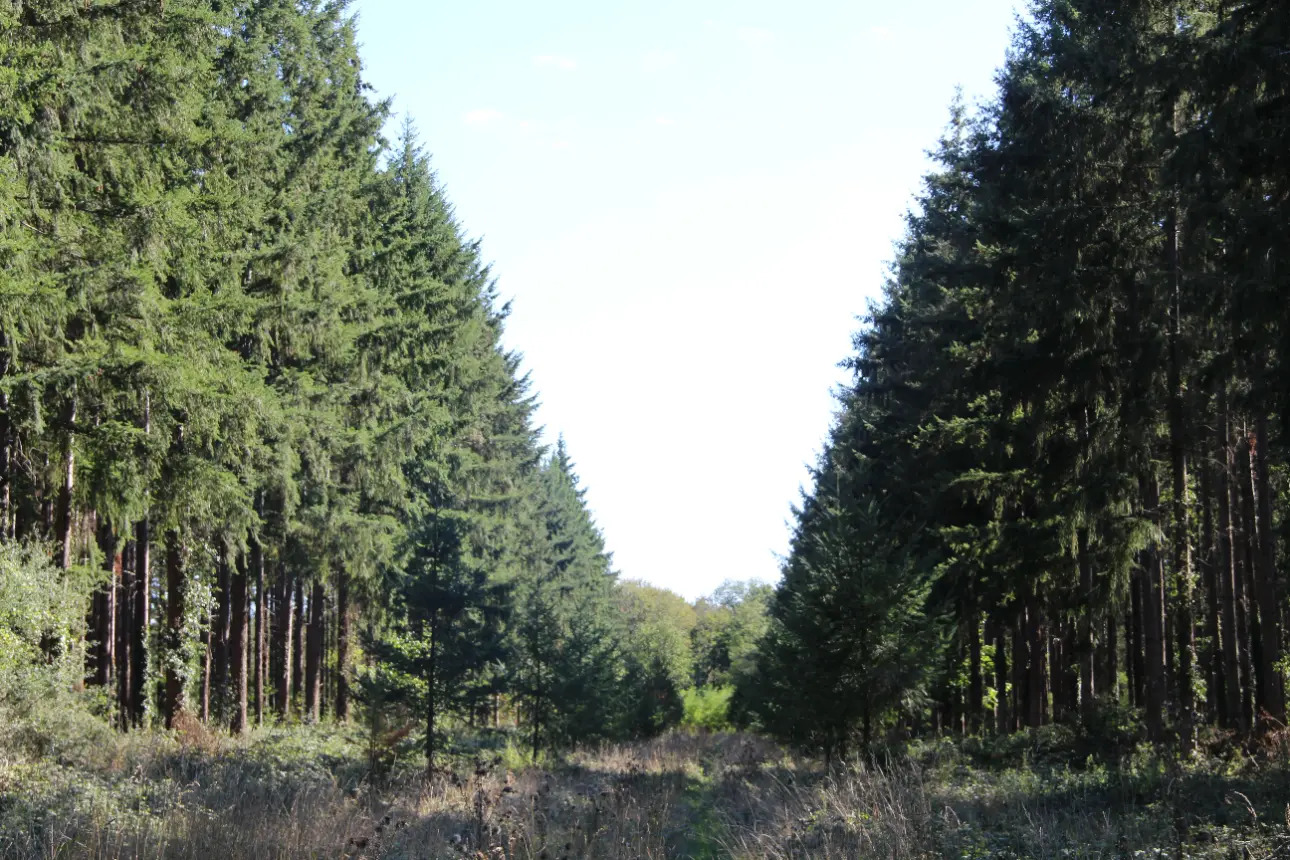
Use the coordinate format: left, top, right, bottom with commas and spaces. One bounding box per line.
0, 542, 111, 760
513, 442, 624, 751
680, 686, 733, 732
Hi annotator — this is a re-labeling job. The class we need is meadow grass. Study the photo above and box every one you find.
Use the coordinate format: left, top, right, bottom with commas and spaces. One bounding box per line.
3, 720, 1288, 859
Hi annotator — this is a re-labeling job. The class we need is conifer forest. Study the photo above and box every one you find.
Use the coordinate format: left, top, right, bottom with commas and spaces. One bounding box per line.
3, 1, 1290, 858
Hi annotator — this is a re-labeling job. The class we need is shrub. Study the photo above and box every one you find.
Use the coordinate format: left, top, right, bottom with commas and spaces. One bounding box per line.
0, 541, 106, 761
681, 685, 733, 732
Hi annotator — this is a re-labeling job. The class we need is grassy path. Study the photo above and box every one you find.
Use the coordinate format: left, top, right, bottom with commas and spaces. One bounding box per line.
668, 742, 728, 859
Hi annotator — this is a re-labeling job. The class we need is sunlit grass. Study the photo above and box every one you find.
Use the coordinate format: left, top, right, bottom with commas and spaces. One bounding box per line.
3, 724, 1288, 858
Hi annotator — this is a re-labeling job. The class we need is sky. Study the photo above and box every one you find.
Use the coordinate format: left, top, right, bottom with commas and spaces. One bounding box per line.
352, 0, 1023, 600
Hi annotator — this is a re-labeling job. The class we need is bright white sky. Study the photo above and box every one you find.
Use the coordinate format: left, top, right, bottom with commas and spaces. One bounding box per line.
353, 0, 1022, 600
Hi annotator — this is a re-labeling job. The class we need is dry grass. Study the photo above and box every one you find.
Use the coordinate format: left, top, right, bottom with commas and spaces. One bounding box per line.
3, 725, 1289, 859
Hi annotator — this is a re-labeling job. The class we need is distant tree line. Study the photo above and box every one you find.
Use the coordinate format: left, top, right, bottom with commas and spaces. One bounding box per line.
0, 0, 768, 771
743, 0, 1290, 757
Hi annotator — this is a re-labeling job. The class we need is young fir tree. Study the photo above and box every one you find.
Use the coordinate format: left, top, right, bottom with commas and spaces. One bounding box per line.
514, 440, 623, 753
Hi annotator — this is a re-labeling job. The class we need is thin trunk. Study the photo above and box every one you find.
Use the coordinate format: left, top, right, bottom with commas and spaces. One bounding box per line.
1078, 528, 1096, 719
274, 564, 293, 721
56, 395, 76, 570
992, 617, 1009, 734
1104, 613, 1119, 703
1249, 416, 1284, 722
1168, 350, 1196, 751
91, 515, 117, 688
291, 575, 304, 715
200, 620, 211, 723
131, 519, 150, 727
0, 333, 11, 539
230, 550, 249, 735
163, 530, 186, 728
318, 598, 327, 722
968, 609, 983, 734
1237, 431, 1259, 728
1164, 68, 1195, 755
1144, 542, 1167, 744
252, 532, 265, 727
1026, 599, 1045, 728
1200, 457, 1223, 724
1012, 607, 1027, 732
1129, 590, 1142, 709
129, 395, 151, 726
1218, 409, 1244, 728
212, 546, 231, 725
117, 540, 134, 727
1141, 475, 1167, 744
336, 569, 350, 722
426, 614, 438, 776
305, 580, 323, 723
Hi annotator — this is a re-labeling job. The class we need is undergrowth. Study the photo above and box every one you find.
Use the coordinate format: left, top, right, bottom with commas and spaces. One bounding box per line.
3, 713, 1289, 859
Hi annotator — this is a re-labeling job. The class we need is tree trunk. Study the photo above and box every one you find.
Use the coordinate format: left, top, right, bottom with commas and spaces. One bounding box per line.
1129, 578, 1144, 708
992, 617, 1009, 734
1012, 607, 1027, 732
1164, 89, 1195, 755
117, 540, 134, 727
230, 550, 249, 734
1103, 613, 1119, 703
211, 546, 231, 725
1143, 545, 1167, 744
200, 619, 211, 723
305, 580, 323, 723
55, 394, 76, 570
968, 608, 983, 734
163, 529, 186, 728
252, 532, 265, 727
336, 569, 350, 722
91, 515, 117, 689
1248, 415, 1285, 723
274, 564, 293, 721
1217, 412, 1244, 728
426, 614, 438, 776
1077, 528, 1096, 720
1237, 433, 1259, 728
0, 334, 12, 539
131, 519, 150, 727
1026, 598, 1045, 728
291, 575, 304, 715
1199, 456, 1222, 724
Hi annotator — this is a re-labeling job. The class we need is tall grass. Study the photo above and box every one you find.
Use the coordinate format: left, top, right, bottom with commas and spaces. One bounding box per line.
3, 723, 1288, 859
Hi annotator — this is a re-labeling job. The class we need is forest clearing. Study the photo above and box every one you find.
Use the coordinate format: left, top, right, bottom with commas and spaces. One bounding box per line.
6, 725, 1290, 859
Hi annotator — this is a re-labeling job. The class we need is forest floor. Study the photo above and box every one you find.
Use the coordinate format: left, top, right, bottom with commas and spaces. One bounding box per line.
3, 717, 1290, 859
